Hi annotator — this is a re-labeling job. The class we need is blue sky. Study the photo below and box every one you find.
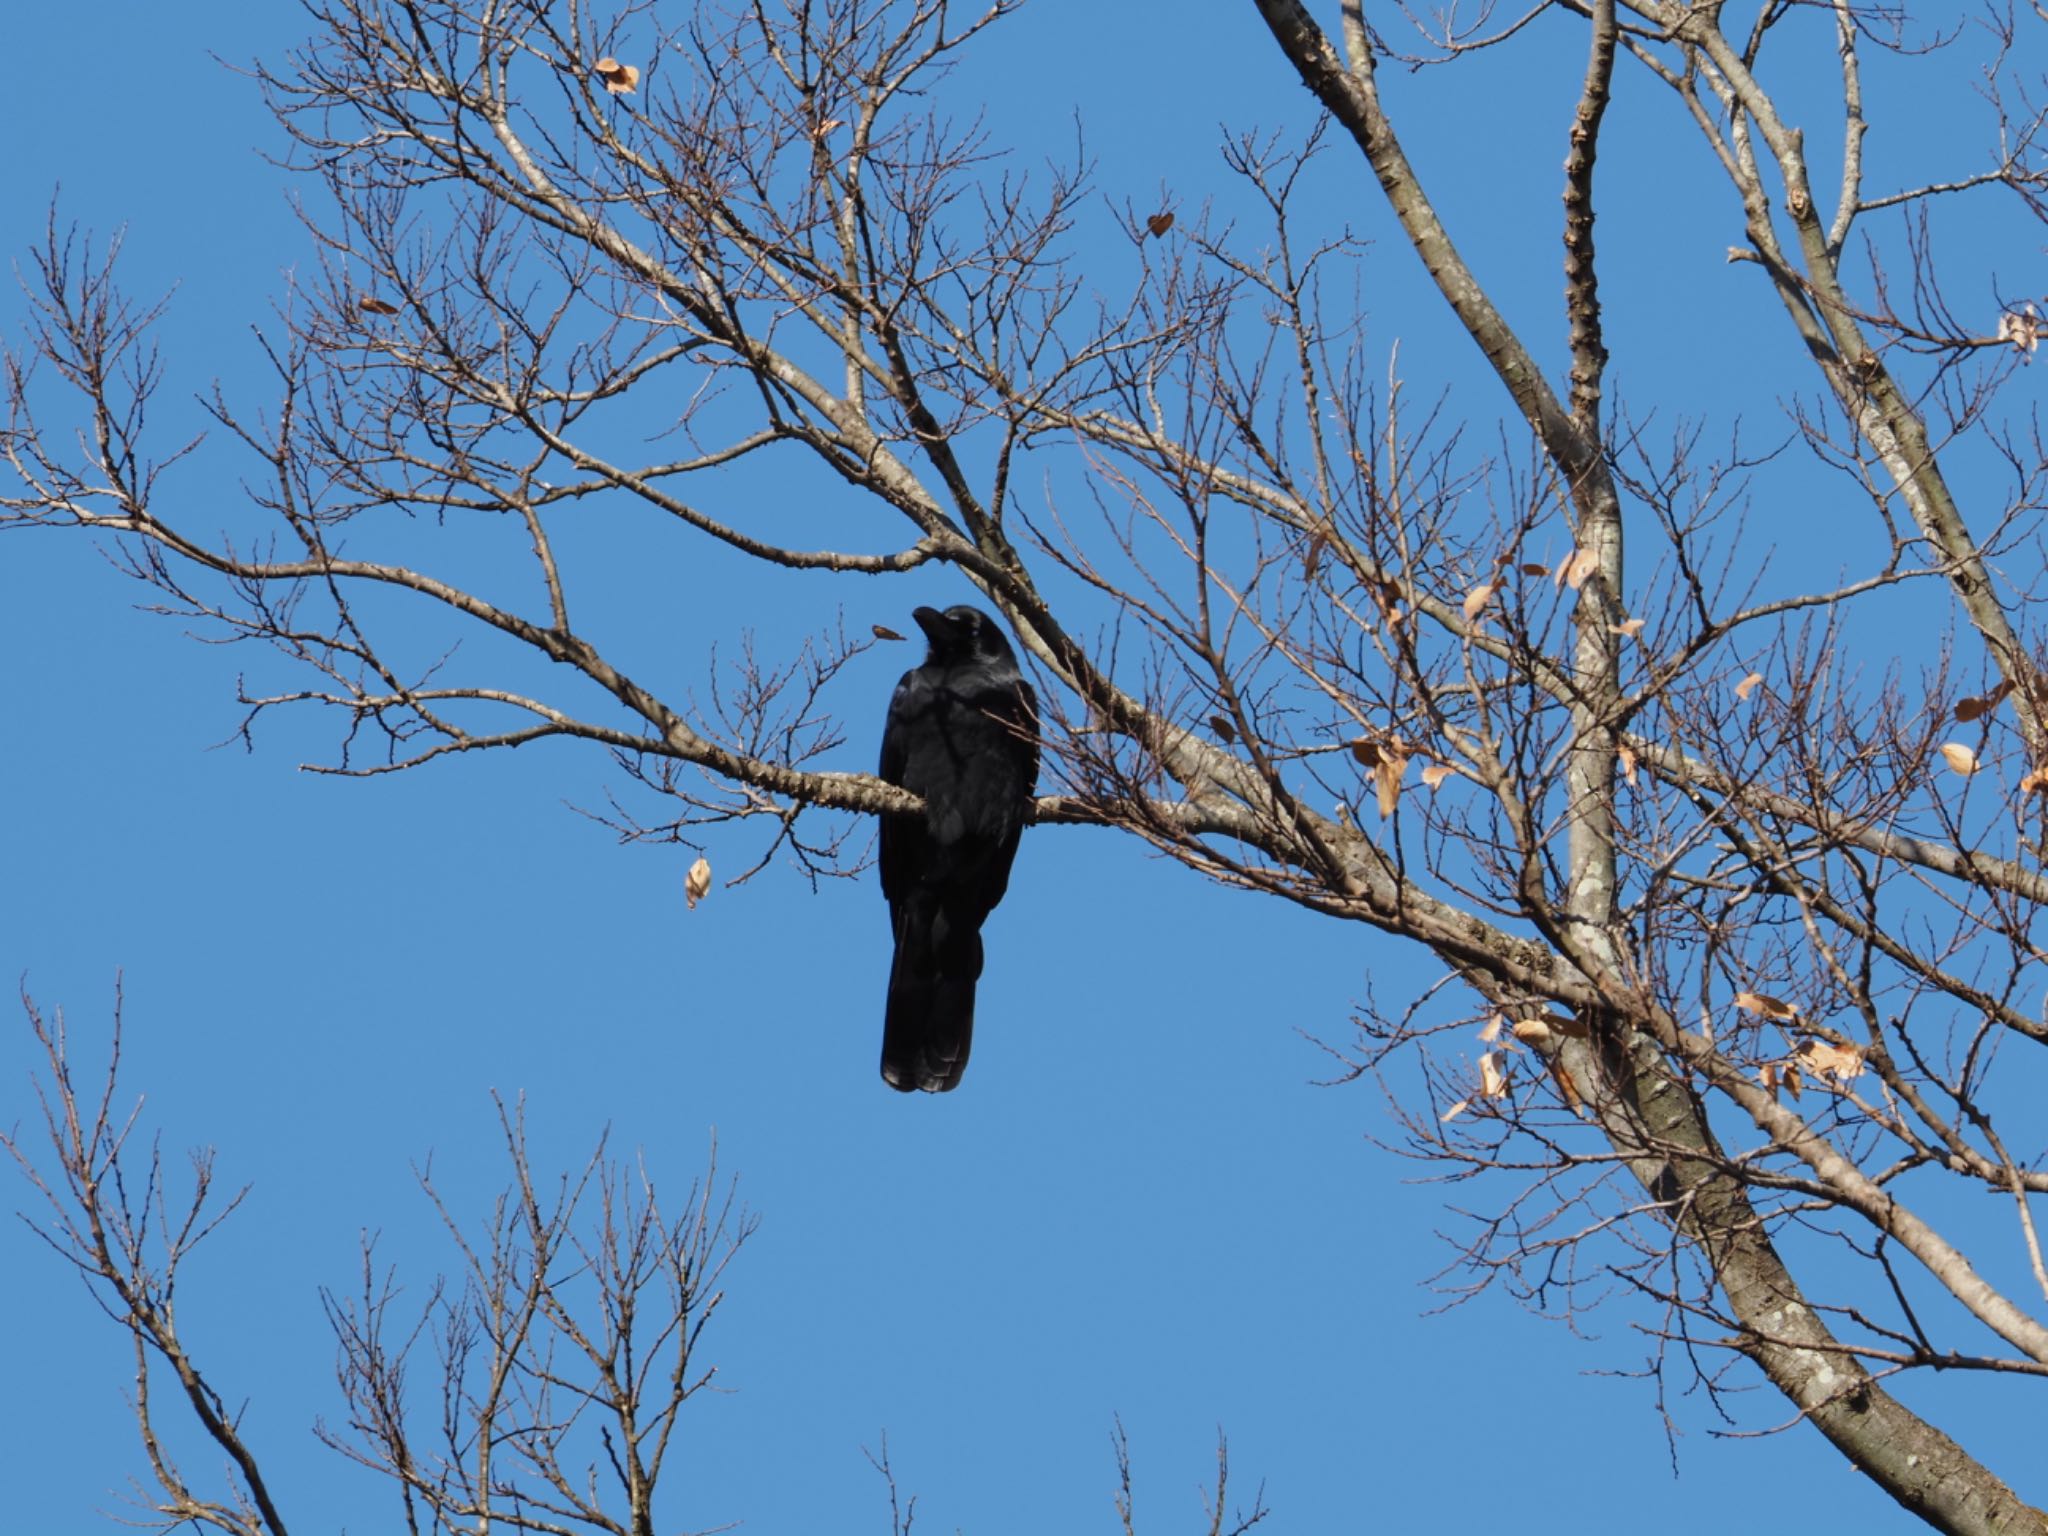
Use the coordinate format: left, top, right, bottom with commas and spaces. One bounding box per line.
5, 3, 2039, 1532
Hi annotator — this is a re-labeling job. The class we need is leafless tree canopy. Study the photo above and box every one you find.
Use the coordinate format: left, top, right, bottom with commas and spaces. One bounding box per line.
10, 0, 2048, 1531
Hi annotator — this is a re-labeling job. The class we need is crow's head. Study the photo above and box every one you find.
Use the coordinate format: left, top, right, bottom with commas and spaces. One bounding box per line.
911, 604, 1017, 667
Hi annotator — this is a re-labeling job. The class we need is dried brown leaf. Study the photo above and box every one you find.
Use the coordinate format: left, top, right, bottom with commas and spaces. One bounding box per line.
871, 624, 906, 642
358, 296, 400, 316
1374, 747, 1408, 819
1477, 1016, 1507, 1044
594, 56, 640, 93
1461, 582, 1495, 622
1551, 1060, 1584, 1112
1440, 1098, 1471, 1123
1617, 743, 1637, 788
1420, 761, 1453, 791
1609, 617, 1645, 637
1478, 1052, 1508, 1098
1794, 1038, 1865, 1085
1735, 990, 1798, 1021
1563, 548, 1600, 590
1145, 211, 1175, 237
1735, 671, 1764, 701
1303, 526, 1330, 580
1209, 714, 1236, 744
1518, 562, 1551, 577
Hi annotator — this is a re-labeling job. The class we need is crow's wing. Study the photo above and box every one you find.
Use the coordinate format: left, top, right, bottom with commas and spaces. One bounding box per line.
877, 667, 933, 909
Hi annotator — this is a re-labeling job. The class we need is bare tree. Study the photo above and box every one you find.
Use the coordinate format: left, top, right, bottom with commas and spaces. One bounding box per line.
4, 988, 755, 1536
9, 0, 2048, 1530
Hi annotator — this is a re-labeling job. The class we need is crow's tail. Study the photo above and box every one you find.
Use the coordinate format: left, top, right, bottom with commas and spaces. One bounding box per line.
881, 891, 984, 1093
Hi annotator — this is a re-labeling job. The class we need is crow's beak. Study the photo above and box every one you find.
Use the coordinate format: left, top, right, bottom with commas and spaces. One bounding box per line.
911, 606, 954, 648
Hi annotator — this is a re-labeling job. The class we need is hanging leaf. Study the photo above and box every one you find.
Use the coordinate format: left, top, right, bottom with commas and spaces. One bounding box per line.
1735, 990, 1798, 1021
594, 56, 641, 93
685, 855, 712, 910
1440, 1098, 1472, 1123
1617, 743, 1638, 787
1514, 1014, 1588, 1042
871, 624, 906, 641
813, 117, 845, 138
1477, 1016, 1507, 1044
1556, 548, 1599, 590
358, 296, 400, 316
1478, 1052, 1508, 1098
1551, 1059, 1585, 1113
1145, 211, 1175, 237
1735, 671, 1764, 701
1303, 525, 1330, 580
2021, 767, 2048, 795
1349, 738, 1382, 768
1374, 744, 1409, 819
1420, 760, 1454, 791
1609, 617, 1645, 637
1938, 742, 1980, 776
1794, 1038, 1865, 1086
1518, 562, 1551, 577
1759, 1062, 1780, 1100
1209, 714, 1237, 744
1461, 582, 1495, 622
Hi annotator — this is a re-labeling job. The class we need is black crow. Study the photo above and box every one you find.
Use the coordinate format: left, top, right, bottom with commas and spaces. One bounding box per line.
878, 604, 1039, 1092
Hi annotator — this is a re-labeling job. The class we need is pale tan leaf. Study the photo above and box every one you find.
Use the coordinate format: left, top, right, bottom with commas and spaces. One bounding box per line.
1462, 582, 1495, 622
2021, 767, 2048, 795
813, 117, 845, 138
594, 56, 640, 93
1420, 761, 1454, 791
1795, 1038, 1865, 1085
1440, 1098, 1472, 1123
1374, 747, 1408, 819
685, 855, 712, 910
1735, 671, 1764, 701
1478, 1052, 1508, 1098
1609, 617, 1645, 637
1617, 743, 1637, 787
1477, 1016, 1507, 1044
1735, 990, 1798, 1021
1759, 1062, 1780, 1100
1517, 1013, 1590, 1041
1563, 548, 1600, 590
1510, 1018, 1553, 1048
1939, 741, 1979, 776
1782, 1064, 1804, 1100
